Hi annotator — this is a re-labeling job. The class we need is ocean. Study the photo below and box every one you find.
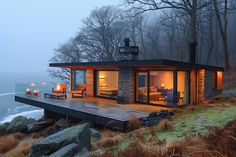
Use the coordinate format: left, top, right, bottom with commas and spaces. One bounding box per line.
0, 72, 54, 124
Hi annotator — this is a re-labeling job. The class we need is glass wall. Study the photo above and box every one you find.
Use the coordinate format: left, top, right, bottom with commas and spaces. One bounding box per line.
136, 72, 148, 103
149, 71, 174, 105
177, 71, 189, 105
96, 71, 118, 99
135, 70, 189, 106
71, 70, 86, 91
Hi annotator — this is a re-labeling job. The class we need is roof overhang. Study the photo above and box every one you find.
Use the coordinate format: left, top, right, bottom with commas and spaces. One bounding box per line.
49, 59, 224, 71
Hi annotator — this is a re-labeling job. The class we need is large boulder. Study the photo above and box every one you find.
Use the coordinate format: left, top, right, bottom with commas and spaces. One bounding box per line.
47, 119, 70, 135
27, 121, 51, 133
29, 123, 91, 157
6, 116, 36, 133
0, 122, 9, 135
49, 143, 81, 157
90, 128, 101, 142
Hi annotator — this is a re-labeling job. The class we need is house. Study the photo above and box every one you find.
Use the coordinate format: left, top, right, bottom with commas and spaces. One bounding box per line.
50, 39, 223, 107
15, 39, 223, 130
50, 58, 223, 107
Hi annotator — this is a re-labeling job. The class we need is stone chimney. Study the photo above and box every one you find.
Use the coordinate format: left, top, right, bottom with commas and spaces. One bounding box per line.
118, 38, 139, 61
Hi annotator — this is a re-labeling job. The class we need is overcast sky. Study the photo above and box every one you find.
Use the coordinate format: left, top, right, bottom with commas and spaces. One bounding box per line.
0, 0, 119, 74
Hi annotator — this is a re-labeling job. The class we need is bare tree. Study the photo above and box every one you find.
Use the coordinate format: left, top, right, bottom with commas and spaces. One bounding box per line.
75, 6, 124, 61
49, 38, 82, 82
125, 0, 212, 51
212, 0, 234, 71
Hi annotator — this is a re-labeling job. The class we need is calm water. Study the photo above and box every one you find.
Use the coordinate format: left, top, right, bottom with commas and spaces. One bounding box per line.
0, 72, 54, 124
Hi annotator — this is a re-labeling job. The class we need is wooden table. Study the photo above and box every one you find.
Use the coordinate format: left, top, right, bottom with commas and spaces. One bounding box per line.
44, 93, 67, 99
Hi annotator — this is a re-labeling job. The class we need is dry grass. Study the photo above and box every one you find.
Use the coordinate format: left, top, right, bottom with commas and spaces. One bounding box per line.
205, 96, 236, 108
0, 132, 25, 154
127, 118, 141, 130
1, 137, 41, 157
92, 135, 123, 150
101, 130, 122, 139
90, 119, 236, 157
157, 119, 173, 132
229, 97, 236, 104
172, 108, 185, 113
90, 136, 225, 157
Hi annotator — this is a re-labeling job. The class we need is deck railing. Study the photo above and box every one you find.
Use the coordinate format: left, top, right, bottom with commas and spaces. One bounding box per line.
15, 82, 57, 96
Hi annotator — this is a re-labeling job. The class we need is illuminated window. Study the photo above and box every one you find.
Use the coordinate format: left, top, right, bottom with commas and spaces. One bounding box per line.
96, 71, 118, 98
212, 71, 223, 90
217, 71, 223, 90
212, 72, 217, 89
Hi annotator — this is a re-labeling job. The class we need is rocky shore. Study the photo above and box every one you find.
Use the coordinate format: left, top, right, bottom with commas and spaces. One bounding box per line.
0, 110, 174, 157
0, 116, 101, 157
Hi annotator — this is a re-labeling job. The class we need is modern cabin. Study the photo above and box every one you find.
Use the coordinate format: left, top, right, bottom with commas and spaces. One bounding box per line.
49, 59, 223, 107
14, 39, 224, 130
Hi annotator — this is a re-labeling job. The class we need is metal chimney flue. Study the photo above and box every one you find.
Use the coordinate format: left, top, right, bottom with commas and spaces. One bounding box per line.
189, 42, 197, 64
124, 38, 130, 47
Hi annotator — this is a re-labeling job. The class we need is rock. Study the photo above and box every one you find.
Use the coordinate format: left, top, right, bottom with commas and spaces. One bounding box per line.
0, 123, 9, 135
48, 119, 70, 135
49, 143, 79, 157
149, 112, 158, 118
90, 128, 101, 142
27, 121, 51, 133
29, 123, 91, 157
73, 148, 89, 157
7, 116, 36, 133
141, 110, 174, 127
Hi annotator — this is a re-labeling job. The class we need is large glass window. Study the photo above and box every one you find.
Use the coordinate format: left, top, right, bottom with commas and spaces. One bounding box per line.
177, 71, 190, 105
149, 71, 174, 105
136, 72, 148, 103
71, 70, 86, 91
96, 71, 118, 99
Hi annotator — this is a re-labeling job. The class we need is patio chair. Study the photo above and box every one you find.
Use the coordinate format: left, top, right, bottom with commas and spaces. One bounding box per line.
52, 84, 67, 94
71, 84, 87, 98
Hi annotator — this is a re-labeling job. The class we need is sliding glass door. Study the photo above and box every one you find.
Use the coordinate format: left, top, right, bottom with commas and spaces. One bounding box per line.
149, 71, 174, 105
136, 72, 148, 103
135, 70, 190, 106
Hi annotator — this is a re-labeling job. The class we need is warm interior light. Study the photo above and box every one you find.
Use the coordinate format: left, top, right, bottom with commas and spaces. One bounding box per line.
161, 83, 165, 88
99, 74, 105, 79
217, 71, 223, 90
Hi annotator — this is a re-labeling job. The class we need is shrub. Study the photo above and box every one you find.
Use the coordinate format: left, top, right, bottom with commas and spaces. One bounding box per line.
158, 119, 173, 132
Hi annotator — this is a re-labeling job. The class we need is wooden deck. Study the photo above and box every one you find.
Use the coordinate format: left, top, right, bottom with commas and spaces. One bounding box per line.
15, 94, 169, 130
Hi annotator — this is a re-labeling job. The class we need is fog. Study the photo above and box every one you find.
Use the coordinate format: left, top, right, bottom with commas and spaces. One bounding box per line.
0, 0, 119, 74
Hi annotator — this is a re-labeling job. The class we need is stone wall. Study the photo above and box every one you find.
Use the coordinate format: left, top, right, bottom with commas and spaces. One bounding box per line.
118, 67, 135, 104
198, 69, 222, 103
198, 69, 205, 103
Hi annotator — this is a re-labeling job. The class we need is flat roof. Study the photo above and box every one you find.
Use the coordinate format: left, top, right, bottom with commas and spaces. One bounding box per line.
49, 59, 224, 71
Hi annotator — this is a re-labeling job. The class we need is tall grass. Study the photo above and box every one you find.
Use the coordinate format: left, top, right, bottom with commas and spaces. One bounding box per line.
0, 132, 24, 154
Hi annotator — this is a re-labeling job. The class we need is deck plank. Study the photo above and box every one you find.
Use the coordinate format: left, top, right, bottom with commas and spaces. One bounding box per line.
15, 94, 169, 130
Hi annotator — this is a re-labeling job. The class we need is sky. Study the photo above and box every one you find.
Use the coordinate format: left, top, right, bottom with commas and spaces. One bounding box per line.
0, 0, 119, 75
